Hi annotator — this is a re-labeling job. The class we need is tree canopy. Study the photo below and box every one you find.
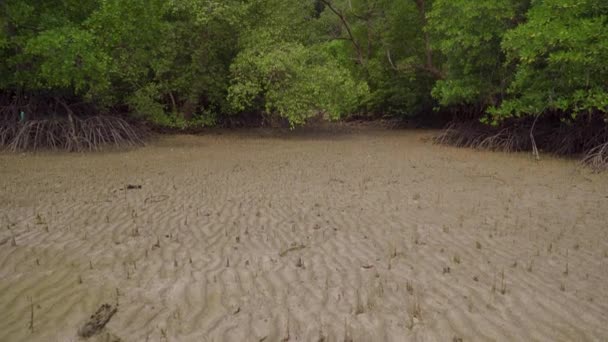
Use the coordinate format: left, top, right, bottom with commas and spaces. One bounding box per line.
1, 0, 607, 129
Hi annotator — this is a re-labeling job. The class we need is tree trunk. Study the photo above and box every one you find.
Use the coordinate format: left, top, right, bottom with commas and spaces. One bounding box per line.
181, 99, 196, 121
414, 0, 444, 80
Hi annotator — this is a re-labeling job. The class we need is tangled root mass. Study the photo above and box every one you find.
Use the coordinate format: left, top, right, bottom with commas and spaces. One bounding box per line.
0, 96, 146, 152
434, 114, 608, 171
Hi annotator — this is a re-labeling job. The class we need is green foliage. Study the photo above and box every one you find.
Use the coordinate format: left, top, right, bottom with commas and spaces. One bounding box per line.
1, 0, 240, 125
86, 0, 167, 86
1, 0, 106, 95
1, 0, 607, 131
492, 0, 608, 119
226, 0, 369, 126
23, 27, 110, 95
128, 83, 217, 128
427, 0, 522, 106
128, 84, 166, 124
312, 0, 435, 116
228, 42, 368, 126
364, 56, 434, 116
361, 0, 435, 115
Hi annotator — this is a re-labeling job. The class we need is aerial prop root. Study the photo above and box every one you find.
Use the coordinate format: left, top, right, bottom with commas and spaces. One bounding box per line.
1, 115, 146, 152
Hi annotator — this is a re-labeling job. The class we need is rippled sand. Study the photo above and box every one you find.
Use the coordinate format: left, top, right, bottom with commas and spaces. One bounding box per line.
1, 129, 607, 341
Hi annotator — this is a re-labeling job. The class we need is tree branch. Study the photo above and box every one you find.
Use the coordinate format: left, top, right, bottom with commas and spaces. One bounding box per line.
320, 0, 364, 65
386, 49, 398, 70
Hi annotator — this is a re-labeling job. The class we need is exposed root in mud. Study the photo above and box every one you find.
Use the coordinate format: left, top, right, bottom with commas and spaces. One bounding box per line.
582, 143, 608, 171
0, 94, 146, 152
435, 115, 608, 170
434, 122, 532, 152
0, 115, 145, 152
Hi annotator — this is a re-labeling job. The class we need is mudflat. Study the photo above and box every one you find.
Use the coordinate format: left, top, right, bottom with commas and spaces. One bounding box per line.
1, 129, 607, 341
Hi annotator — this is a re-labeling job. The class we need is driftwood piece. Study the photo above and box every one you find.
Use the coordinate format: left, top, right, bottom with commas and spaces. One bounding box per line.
77, 304, 118, 338
279, 243, 306, 257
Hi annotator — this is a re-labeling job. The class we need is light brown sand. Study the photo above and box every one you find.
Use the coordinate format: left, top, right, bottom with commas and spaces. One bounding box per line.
0, 129, 607, 342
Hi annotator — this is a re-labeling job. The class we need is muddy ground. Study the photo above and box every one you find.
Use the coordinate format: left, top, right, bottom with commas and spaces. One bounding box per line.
0, 129, 607, 341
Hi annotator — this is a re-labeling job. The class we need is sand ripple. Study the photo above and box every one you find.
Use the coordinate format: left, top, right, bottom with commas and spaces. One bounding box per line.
1, 131, 607, 341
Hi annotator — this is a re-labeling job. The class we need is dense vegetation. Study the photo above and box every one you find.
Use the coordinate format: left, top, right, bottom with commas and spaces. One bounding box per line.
1, 0, 607, 165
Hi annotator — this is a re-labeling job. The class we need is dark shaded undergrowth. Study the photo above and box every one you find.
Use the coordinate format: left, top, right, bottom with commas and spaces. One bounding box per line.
0, 96, 146, 152
434, 114, 608, 171
2, 92, 607, 172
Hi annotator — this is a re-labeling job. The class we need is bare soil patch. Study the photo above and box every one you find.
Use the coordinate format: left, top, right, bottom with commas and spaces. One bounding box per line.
1, 129, 607, 341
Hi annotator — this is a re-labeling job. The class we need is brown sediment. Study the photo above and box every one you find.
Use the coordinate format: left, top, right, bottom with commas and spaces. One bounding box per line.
0, 129, 607, 341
